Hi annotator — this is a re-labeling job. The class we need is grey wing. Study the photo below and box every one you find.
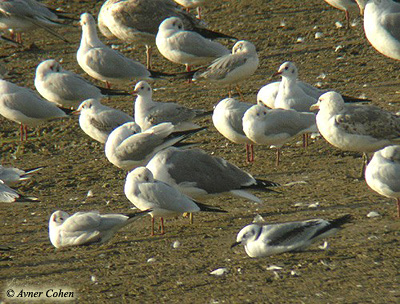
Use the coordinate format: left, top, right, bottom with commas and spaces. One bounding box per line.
61, 212, 102, 245
114, 133, 164, 162
374, 163, 400, 193
83, 47, 149, 79
226, 107, 248, 136
335, 105, 400, 140
264, 110, 316, 137
200, 54, 248, 80
172, 32, 229, 58
91, 110, 134, 133
381, 10, 400, 42
147, 102, 196, 125
0, 182, 19, 202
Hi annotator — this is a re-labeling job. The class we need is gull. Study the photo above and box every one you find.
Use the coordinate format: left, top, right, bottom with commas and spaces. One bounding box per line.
105, 121, 204, 170
365, 145, 400, 217
77, 13, 171, 88
133, 80, 210, 131
146, 147, 279, 203
192, 40, 259, 97
0, 0, 69, 43
35, 59, 130, 109
156, 16, 230, 72
231, 214, 351, 258
0, 79, 68, 141
124, 166, 226, 235
323, 0, 360, 28
310, 91, 400, 175
273, 62, 317, 113
0, 165, 43, 186
75, 98, 134, 143
212, 97, 254, 162
0, 180, 39, 203
98, 0, 234, 69
49, 209, 151, 248
173, 0, 208, 19
356, 0, 400, 61
242, 105, 317, 165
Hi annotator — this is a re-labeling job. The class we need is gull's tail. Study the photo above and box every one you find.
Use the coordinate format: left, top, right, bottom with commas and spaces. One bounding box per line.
195, 202, 227, 213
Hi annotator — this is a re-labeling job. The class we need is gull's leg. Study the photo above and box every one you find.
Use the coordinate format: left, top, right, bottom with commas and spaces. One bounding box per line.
160, 217, 165, 234
146, 45, 152, 69
345, 10, 350, 29
275, 148, 281, 166
360, 152, 369, 178
396, 198, 400, 218
189, 213, 193, 224
250, 144, 254, 162
20, 124, 24, 141
303, 133, 309, 148
151, 217, 155, 236
24, 125, 28, 141
186, 64, 192, 83
196, 7, 202, 19
106, 81, 111, 89
236, 85, 244, 101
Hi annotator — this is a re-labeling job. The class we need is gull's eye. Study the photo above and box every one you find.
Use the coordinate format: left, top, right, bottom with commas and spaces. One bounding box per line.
147, 88, 150, 91
178, 24, 182, 29
284, 66, 289, 70
172, 22, 176, 26
263, 111, 266, 115
141, 86, 144, 90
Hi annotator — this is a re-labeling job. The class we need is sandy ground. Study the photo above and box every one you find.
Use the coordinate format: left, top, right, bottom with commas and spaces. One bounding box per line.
0, 0, 399, 303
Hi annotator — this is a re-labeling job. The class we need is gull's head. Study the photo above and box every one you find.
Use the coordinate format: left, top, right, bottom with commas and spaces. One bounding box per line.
378, 145, 400, 162
231, 224, 262, 248
133, 81, 152, 97
76, 98, 101, 113
311, 91, 344, 113
127, 167, 154, 183
232, 40, 256, 54
273, 61, 298, 79
119, 121, 142, 134
245, 104, 268, 121
36, 59, 62, 77
158, 17, 184, 33
49, 210, 70, 228
80, 13, 95, 27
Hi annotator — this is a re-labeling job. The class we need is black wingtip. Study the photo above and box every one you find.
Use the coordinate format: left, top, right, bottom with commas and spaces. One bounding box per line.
329, 214, 352, 227
196, 202, 227, 213
193, 27, 238, 41
126, 209, 152, 219
342, 95, 371, 104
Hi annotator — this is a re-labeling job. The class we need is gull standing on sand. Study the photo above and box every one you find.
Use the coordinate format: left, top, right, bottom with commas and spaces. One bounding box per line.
310, 91, 400, 174
98, 0, 233, 69
75, 98, 134, 143
365, 145, 400, 217
146, 147, 279, 202
231, 215, 351, 258
0, 165, 43, 186
242, 105, 317, 165
212, 97, 254, 162
323, 0, 360, 28
0, 0, 70, 43
356, 0, 400, 61
0, 180, 39, 203
77, 13, 169, 88
49, 209, 151, 248
0, 79, 68, 141
133, 80, 209, 131
156, 16, 230, 71
105, 122, 204, 170
35, 59, 130, 109
173, 0, 208, 18
124, 166, 226, 235
193, 40, 259, 97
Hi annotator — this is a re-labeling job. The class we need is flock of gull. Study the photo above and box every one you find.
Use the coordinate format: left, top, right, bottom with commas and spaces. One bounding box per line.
0, 0, 399, 258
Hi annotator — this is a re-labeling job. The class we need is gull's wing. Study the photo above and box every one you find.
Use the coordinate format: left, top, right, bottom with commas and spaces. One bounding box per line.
199, 53, 249, 80
146, 102, 196, 125
90, 110, 133, 133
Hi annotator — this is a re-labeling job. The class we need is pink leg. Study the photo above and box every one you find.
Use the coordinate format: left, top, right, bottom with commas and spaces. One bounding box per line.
151, 217, 155, 236
20, 124, 23, 141
160, 217, 165, 235
186, 64, 192, 84
106, 81, 111, 89
250, 144, 254, 162
24, 125, 28, 141
197, 7, 202, 19
303, 133, 308, 148
275, 149, 281, 166
397, 198, 400, 218
345, 10, 350, 29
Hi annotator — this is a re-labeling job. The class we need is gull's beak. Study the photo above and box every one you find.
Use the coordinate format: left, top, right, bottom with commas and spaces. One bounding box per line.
271, 71, 282, 79
132, 90, 138, 95
310, 103, 320, 111
230, 241, 241, 249
71, 109, 81, 115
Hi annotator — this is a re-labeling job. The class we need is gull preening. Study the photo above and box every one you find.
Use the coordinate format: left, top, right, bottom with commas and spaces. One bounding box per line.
242, 105, 317, 165
146, 147, 279, 202
76, 98, 134, 143
105, 121, 204, 170
231, 215, 351, 257
365, 145, 400, 217
133, 80, 210, 131
0, 165, 43, 186
48, 209, 151, 248
212, 97, 254, 162
124, 166, 226, 235
0, 79, 68, 141
156, 16, 230, 71
356, 0, 400, 60
35, 59, 130, 109
0, 180, 39, 203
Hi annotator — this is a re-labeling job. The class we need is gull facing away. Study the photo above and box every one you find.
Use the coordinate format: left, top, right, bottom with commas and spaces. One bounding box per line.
98, 0, 234, 69
242, 105, 317, 166
324, 0, 360, 28
356, 0, 400, 60
77, 13, 171, 88
156, 16, 230, 72
76, 98, 134, 143
0, 180, 39, 203
146, 147, 279, 203
193, 40, 259, 97
35, 59, 130, 109
0, 79, 68, 141
231, 215, 351, 258
212, 97, 254, 162
0, 165, 43, 186
0, 0, 70, 43
124, 166, 226, 235
48, 209, 151, 248
365, 145, 400, 217
105, 121, 204, 170
133, 80, 210, 131
310, 91, 400, 174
